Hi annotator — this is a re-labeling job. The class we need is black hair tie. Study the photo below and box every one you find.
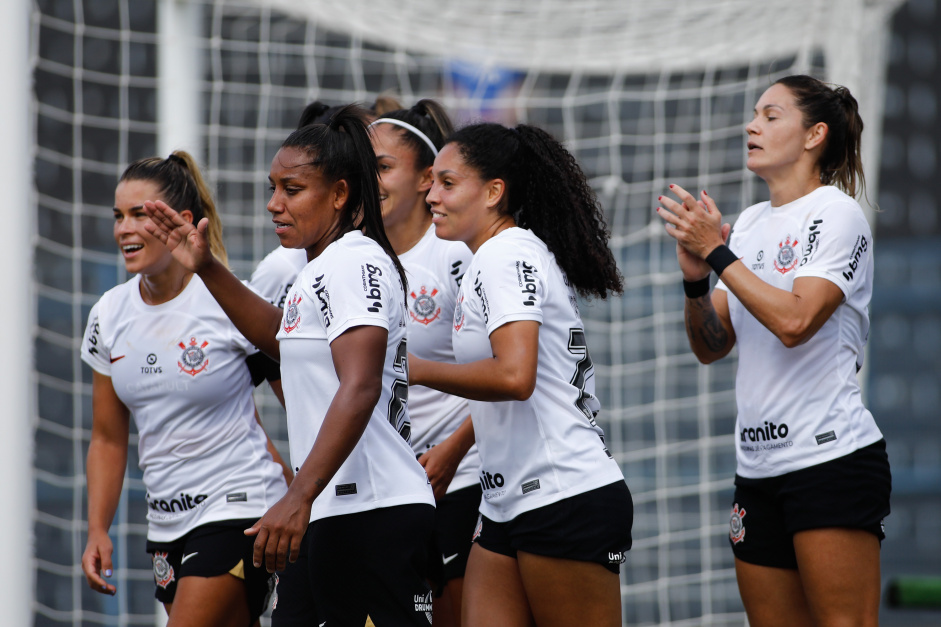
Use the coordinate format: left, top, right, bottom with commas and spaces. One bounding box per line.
166, 153, 186, 167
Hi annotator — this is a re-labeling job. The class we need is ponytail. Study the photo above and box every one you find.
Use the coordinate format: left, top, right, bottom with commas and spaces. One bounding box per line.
446, 123, 623, 299
120, 150, 229, 267
281, 104, 407, 291
775, 75, 867, 199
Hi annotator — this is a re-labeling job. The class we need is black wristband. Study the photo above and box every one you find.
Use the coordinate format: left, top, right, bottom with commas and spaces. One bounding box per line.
705, 245, 738, 276
683, 277, 710, 299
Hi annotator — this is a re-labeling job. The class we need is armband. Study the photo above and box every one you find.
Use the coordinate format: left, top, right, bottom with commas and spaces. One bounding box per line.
683, 277, 710, 299
705, 245, 738, 276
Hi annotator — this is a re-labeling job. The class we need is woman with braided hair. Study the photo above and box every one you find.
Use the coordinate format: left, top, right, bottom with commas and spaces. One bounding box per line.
410, 122, 633, 626
80, 151, 292, 626
656, 75, 891, 627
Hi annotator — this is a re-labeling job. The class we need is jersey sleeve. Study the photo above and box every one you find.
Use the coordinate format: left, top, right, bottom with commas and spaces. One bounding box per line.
445, 242, 474, 299
473, 242, 545, 335
80, 300, 112, 376
313, 256, 397, 344
793, 201, 872, 297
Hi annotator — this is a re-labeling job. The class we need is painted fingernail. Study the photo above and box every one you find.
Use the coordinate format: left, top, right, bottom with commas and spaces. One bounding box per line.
104, 569, 112, 577
101, 585, 108, 591
658, 196, 662, 200
703, 190, 709, 196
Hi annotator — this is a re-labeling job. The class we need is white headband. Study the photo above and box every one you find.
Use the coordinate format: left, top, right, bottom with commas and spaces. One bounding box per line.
369, 118, 439, 156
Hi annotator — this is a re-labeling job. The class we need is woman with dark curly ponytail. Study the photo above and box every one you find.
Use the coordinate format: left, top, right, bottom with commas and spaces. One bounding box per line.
80, 151, 294, 626
409, 122, 632, 626
145, 105, 436, 626
656, 75, 889, 627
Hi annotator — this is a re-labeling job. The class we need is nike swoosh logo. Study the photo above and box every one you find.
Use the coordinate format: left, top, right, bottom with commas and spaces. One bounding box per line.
181, 552, 198, 564
110, 355, 126, 363
442, 553, 459, 565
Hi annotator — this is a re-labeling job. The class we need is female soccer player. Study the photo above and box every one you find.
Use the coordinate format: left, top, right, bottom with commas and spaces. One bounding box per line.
656, 75, 891, 627
145, 105, 436, 627
80, 152, 291, 627
370, 100, 479, 626
410, 122, 634, 627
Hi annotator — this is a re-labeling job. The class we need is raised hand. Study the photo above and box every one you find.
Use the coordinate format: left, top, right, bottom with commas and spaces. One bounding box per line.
143, 200, 213, 273
656, 184, 731, 280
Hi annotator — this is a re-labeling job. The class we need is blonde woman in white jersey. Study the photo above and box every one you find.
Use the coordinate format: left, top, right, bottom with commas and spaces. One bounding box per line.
656, 75, 890, 627
145, 106, 436, 627
80, 152, 292, 627
369, 99, 479, 627
410, 123, 633, 627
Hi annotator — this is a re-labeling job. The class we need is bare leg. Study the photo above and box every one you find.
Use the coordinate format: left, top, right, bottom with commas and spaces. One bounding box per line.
434, 576, 464, 627
735, 558, 814, 627
463, 544, 534, 627
794, 528, 881, 627
516, 551, 621, 627
166, 573, 252, 627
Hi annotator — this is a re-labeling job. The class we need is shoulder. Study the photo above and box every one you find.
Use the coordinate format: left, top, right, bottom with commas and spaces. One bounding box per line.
252, 246, 308, 277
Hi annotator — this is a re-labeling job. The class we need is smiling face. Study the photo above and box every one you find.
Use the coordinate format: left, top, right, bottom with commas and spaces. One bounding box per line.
113, 178, 188, 276
371, 123, 432, 229
267, 146, 348, 259
426, 143, 506, 252
745, 83, 820, 180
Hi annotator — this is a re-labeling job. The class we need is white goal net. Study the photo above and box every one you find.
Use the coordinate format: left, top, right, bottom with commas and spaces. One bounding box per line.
26, 0, 902, 625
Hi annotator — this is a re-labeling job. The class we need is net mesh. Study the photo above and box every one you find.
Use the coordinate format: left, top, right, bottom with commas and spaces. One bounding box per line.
31, 0, 898, 625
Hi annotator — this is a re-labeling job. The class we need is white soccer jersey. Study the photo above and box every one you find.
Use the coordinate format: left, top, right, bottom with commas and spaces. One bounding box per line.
400, 225, 480, 493
451, 227, 624, 522
276, 230, 434, 521
81, 275, 287, 542
715, 185, 883, 478
249, 245, 309, 307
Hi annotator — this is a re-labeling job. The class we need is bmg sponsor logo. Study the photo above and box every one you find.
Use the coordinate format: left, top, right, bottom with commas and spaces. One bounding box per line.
516, 260, 537, 306
362, 264, 383, 312
842, 234, 868, 281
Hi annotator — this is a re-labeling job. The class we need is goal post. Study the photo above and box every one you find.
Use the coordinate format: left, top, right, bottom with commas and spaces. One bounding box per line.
26, 1, 904, 625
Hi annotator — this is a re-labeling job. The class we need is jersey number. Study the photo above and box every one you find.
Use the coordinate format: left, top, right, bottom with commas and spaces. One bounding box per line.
387, 339, 411, 443
568, 328, 597, 426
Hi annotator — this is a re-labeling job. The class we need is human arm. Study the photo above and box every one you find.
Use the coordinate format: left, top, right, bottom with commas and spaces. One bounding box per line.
143, 199, 283, 358
81, 371, 130, 596
658, 184, 843, 349
244, 324, 388, 572
409, 320, 539, 402
418, 416, 476, 501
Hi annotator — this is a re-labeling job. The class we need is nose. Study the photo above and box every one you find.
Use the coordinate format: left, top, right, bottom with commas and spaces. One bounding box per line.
426, 180, 440, 206
266, 189, 281, 215
745, 117, 759, 136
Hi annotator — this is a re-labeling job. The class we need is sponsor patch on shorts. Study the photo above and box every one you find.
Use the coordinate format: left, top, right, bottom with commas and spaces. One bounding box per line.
815, 431, 837, 445
521, 479, 541, 495
335, 483, 357, 496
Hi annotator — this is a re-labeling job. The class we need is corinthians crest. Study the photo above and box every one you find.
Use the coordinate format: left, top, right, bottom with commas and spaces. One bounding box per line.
178, 337, 209, 376
409, 286, 441, 325
152, 551, 175, 588
773, 235, 800, 274
283, 293, 302, 333
729, 503, 746, 544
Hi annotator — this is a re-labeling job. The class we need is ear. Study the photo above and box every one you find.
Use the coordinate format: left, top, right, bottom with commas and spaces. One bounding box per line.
417, 166, 433, 193
178, 209, 195, 225
332, 179, 350, 212
485, 178, 507, 210
805, 121, 828, 152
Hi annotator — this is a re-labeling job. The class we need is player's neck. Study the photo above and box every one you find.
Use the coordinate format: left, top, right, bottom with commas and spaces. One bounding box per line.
386, 202, 433, 255
139, 264, 194, 305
